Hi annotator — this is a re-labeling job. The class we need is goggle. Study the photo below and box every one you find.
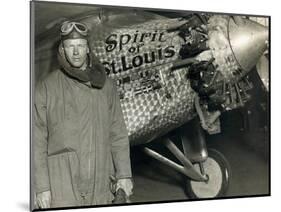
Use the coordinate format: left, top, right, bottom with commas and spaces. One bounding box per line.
61, 21, 88, 36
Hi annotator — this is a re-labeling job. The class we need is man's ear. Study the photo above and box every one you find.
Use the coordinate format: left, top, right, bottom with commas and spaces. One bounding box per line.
87, 47, 90, 53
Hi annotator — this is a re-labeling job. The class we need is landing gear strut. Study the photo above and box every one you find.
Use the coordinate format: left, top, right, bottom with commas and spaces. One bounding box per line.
143, 117, 231, 199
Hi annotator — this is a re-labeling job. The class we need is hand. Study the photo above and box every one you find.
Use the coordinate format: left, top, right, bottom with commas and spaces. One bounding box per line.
116, 178, 133, 197
36, 190, 51, 208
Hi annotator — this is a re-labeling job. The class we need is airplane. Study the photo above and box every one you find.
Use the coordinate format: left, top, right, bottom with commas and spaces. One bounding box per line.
33, 7, 269, 199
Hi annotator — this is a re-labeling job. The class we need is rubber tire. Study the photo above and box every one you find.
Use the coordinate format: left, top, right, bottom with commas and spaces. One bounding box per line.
185, 148, 231, 199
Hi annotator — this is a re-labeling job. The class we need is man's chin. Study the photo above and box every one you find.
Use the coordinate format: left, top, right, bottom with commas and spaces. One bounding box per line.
70, 62, 84, 68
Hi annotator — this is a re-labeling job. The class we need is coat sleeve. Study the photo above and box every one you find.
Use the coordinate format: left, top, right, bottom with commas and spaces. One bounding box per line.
109, 80, 132, 179
33, 81, 50, 193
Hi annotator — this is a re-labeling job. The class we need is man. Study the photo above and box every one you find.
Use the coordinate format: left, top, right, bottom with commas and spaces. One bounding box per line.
33, 21, 133, 208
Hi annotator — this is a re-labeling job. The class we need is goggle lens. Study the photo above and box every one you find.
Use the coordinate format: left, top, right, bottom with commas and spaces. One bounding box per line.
75, 23, 87, 32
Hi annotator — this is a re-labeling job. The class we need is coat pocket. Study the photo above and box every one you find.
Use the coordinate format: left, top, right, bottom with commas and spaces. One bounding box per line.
48, 151, 79, 207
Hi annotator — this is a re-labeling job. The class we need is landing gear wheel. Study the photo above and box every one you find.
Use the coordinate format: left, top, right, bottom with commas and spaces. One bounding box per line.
185, 149, 231, 199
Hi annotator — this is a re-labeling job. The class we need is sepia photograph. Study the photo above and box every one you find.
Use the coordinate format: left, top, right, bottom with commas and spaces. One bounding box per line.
30, 0, 270, 210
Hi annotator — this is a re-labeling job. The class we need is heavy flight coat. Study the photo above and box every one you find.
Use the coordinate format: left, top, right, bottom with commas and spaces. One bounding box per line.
33, 69, 132, 207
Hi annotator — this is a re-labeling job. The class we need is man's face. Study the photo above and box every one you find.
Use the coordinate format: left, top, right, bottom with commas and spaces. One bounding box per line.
63, 39, 89, 68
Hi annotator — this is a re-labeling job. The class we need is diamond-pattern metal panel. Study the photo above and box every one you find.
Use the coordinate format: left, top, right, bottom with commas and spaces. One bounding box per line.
90, 18, 197, 144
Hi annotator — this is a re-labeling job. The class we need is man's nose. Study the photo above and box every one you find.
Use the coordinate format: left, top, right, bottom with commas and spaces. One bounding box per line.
73, 46, 79, 55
